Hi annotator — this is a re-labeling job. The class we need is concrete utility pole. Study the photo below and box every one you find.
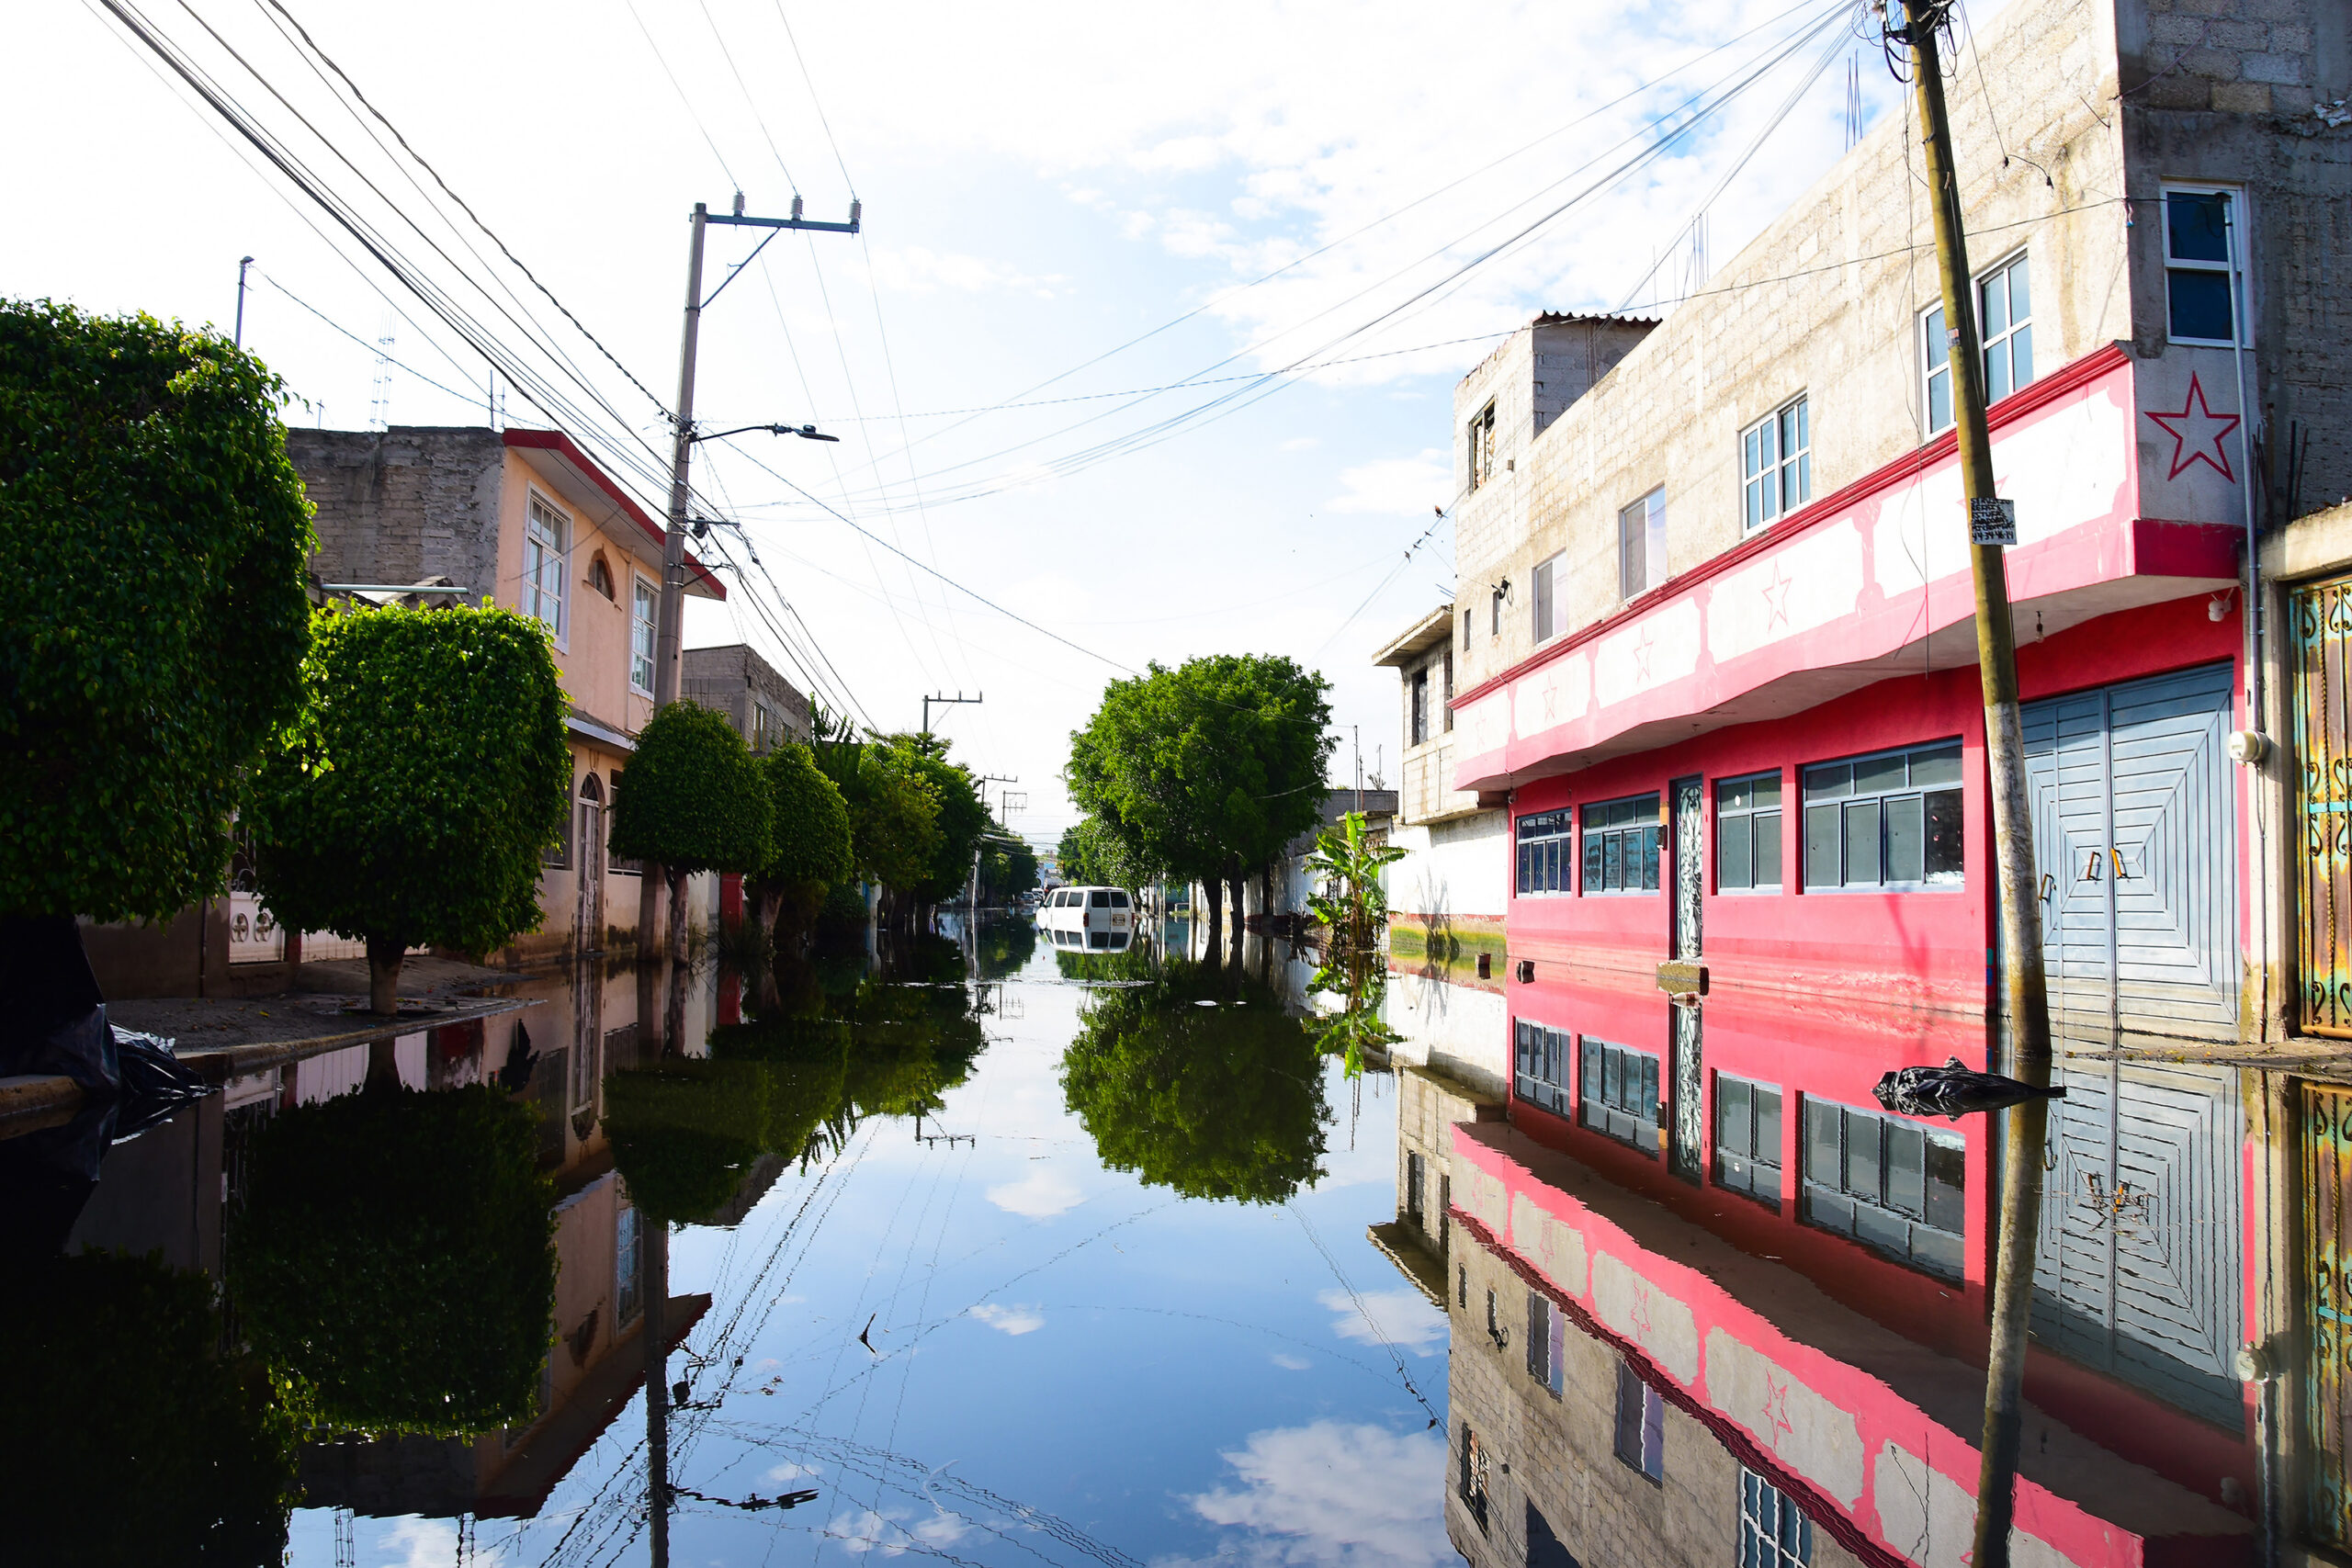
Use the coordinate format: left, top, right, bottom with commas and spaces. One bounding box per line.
922, 691, 981, 740
233, 255, 253, 347
643, 192, 859, 953
1895, 6, 2056, 1563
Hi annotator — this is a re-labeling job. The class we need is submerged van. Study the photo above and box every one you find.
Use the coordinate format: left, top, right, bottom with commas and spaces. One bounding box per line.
1037, 886, 1135, 950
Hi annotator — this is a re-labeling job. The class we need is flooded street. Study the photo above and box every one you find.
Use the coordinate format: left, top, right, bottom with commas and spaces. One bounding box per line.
12, 921, 1457, 1568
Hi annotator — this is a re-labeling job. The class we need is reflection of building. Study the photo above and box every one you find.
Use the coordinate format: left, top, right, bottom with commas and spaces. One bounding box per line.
1369, 1064, 1500, 1309
285, 426, 729, 964
1442, 1123, 2252, 1567
1374, 604, 1507, 977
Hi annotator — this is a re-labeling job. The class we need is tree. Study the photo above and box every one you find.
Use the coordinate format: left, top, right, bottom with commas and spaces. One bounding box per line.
0, 1251, 297, 1565
812, 733, 940, 919
980, 836, 1038, 903
248, 605, 570, 1014
0, 299, 313, 931
1066, 655, 1333, 939
609, 700, 774, 961
751, 741, 853, 950
228, 1083, 557, 1436
1057, 816, 1146, 891
1059, 957, 1329, 1203
876, 734, 988, 907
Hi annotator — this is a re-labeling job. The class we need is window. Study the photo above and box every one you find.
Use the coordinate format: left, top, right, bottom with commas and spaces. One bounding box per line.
1406, 1150, 1426, 1221
616, 1200, 643, 1325
1515, 808, 1572, 896
1802, 741, 1962, 890
524, 494, 569, 640
1581, 794, 1660, 894
1490, 586, 1504, 638
1618, 488, 1667, 599
1921, 303, 1953, 434
1979, 252, 2034, 402
1612, 1361, 1665, 1481
1803, 1097, 1965, 1278
2165, 186, 2241, 346
1741, 396, 1811, 532
1714, 1074, 1783, 1209
1459, 1425, 1491, 1531
1715, 772, 1783, 892
1457, 1263, 1468, 1309
1514, 1019, 1571, 1114
606, 770, 640, 874
543, 803, 572, 869
1740, 1468, 1815, 1567
1442, 648, 1454, 733
1486, 1288, 1508, 1348
1089, 930, 1112, 949
1463, 609, 1474, 650
1109, 891, 1131, 908
589, 556, 615, 600
1532, 553, 1560, 642
1411, 668, 1430, 746
1468, 402, 1498, 492
1089, 889, 1113, 908
1579, 1037, 1661, 1154
629, 576, 657, 694
1525, 1291, 1565, 1396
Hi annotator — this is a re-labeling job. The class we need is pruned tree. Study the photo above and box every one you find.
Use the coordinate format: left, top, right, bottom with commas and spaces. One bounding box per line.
751, 740, 854, 952
811, 731, 940, 926
248, 604, 570, 1014
0, 299, 313, 1021
609, 700, 773, 962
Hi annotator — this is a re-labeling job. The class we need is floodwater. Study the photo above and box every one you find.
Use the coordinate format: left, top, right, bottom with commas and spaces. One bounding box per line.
6, 913, 2297, 1567
6, 919, 1455, 1568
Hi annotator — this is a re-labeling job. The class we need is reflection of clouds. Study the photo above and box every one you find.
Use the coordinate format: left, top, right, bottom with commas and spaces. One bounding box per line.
970, 1303, 1047, 1336
1178, 1421, 1451, 1568
825, 1505, 980, 1557
1317, 1287, 1447, 1358
987, 1167, 1086, 1218
375, 1520, 464, 1567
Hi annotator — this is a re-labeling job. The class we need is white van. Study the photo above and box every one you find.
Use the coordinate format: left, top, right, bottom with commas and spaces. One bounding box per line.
1038, 886, 1135, 950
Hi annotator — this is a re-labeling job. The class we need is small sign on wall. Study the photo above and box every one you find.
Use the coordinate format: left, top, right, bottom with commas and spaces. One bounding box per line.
1969, 497, 2017, 547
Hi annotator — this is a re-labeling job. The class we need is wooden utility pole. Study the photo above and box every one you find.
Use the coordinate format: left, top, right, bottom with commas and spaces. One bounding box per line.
1898, 5, 2056, 1564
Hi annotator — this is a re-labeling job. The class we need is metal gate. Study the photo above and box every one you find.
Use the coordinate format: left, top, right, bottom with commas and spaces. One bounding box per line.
2023, 662, 2239, 1043
1668, 776, 1704, 1186
2295, 581, 2352, 1035
2307, 1081, 2352, 1547
2030, 1059, 2244, 1426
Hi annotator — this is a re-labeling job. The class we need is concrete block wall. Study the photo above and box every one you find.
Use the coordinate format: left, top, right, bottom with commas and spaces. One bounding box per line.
285, 427, 507, 605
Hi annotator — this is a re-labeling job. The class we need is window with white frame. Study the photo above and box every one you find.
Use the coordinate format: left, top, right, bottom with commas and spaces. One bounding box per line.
1579, 1036, 1661, 1153
630, 576, 657, 694
1513, 1018, 1570, 1114
524, 494, 569, 640
1715, 771, 1782, 891
1741, 396, 1810, 532
1581, 793, 1660, 893
1979, 252, 2034, 402
1739, 1468, 1815, 1566
1801, 741, 1963, 890
1714, 1073, 1783, 1210
1524, 1290, 1565, 1397
1467, 401, 1498, 492
1410, 667, 1431, 746
1612, 1360, 1665, 1481
1921, 302, 1954, 434
1618, 488, 1666, 599
1515, 807, 1572, 897
2165, 186, 2242, 346
1532, 552, 1561, 642
1802, 1096, 1964, 1279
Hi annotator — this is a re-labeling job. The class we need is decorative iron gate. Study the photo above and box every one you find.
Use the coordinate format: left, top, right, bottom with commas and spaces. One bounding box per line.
2304, 1081, 2352, 1547
1668, 776, 1704, 1186
2295, 581, 2352, 1036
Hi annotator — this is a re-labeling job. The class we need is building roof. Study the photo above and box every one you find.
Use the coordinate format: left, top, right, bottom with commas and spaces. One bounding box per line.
1373, 604, 1454, 667
502, 428, 725, 601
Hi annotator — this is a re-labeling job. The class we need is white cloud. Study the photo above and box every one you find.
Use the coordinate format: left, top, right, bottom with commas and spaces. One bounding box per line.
766, 1460, 822, 1483
1270, 1352, 1312, 1371
867, 243, 1069, 299
970, 1303, 1046, 1336
1179, 1421, 1452, 1568
987, 1167, 1085, 1218
1280, 436, 1320, 452
1317, 1287, 1447, 1358
1326, 450, 1450, 516
828, 1508, 895, 1555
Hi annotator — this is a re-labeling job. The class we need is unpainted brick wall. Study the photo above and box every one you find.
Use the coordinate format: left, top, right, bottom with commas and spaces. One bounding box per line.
284, 426, 506, 605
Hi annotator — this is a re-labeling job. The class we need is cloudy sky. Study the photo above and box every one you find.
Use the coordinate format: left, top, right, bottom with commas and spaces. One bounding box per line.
4, 0, 1957, 843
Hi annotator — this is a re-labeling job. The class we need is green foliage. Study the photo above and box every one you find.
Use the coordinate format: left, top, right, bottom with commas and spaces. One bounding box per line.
1305, 810, 1408, 1077
973, 916, 1038, 979
609, 700, 772, 875
759, 741, 854, 890
228, 1084, 558, 1436
0, 1251, 297, 1564
876, 734, 988, 902
1059, 957, 1329, 1203
1066, 654, 1334, 886
0, 298, 316, 922
245, 604, 569, 956
1057, 815, 1148, 891
981, 837, 1038, 901
814, 737, 941, 890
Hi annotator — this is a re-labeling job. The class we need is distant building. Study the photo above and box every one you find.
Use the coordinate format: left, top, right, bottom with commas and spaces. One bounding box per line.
1374, 604, 1508, 976
681, 643, 810, 752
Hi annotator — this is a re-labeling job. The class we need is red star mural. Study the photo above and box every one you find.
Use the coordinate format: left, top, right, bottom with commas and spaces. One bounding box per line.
2145, 373, 2242, 481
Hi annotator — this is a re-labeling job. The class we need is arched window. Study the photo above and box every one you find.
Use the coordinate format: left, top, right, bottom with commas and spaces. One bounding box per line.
589, 556, 616, 601
579, 772, 604, 803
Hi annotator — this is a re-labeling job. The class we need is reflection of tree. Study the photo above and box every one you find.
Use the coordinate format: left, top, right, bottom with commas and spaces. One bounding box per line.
1060, 958, 1329, 1203
228, 1084, 557, 1437
0, 1251, 297, 1565
973, 918, 1038, 979
1053, 944, 1159, 984
608, 939, 988, 1222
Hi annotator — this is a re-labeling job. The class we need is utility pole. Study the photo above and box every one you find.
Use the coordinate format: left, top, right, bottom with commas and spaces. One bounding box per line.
1895, 6, 2055, 1564
922, 691, 981, 741
972, 774, 1015, 911
233, 255, 253, 347
644, 191, 859, 956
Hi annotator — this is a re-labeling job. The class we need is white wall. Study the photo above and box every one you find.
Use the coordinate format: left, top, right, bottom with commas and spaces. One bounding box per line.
1382, 969, 1509, 1099
1384, 809, 1509, 922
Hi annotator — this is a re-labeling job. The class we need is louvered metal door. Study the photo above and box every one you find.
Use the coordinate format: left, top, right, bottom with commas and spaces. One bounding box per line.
2030, 1059, 2245, 1425
2022, 662, 2239, 1043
